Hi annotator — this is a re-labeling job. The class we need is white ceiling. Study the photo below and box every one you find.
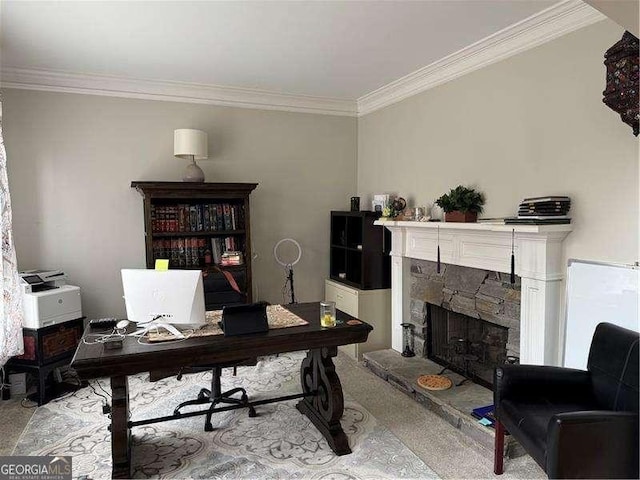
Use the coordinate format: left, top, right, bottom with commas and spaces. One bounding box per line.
1, 0, 557, 100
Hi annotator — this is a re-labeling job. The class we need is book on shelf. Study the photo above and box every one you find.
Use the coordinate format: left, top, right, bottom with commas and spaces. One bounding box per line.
216, 204, 224, 230
521, 196, 571, 204
519, 202, 570, 209
230, 205, 237, 230
191, 237, 199, 266
198, 238, 206, 261
172, 206, 179, 232
518, 208, 570, 215
195, 204, 202, 231
177, 204, 185, 232
211, 237, 224, 264
477, 218, 507, 224
505, 217, 571, 225
177, 238, 186, 267
517, 215, 570, 220
188, 205, 196, 232
221, 251, 244, 266
203, 204, 211, 231
211, 204, 220, 231
151, 205, 157, 232
223, 204, 232, 230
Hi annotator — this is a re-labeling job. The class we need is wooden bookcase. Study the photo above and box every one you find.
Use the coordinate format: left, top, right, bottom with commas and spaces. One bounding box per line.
329, 211, 391, 290
131, 181, 257, 308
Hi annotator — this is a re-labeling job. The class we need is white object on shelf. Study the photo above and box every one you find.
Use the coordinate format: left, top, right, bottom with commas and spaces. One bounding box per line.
325, 279, 391, 360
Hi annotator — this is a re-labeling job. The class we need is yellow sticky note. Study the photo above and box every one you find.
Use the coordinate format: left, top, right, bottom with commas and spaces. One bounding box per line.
155, 259, 169, 271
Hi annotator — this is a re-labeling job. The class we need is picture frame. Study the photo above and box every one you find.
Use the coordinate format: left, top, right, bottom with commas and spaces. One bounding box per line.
372, 194, 389, 213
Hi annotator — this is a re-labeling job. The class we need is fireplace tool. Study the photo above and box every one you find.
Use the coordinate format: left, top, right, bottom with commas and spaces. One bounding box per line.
400, 323, 415, 357
438, 337, 480, 386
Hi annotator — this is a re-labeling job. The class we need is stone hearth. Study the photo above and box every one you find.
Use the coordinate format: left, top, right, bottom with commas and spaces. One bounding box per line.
363, 349, 525, 458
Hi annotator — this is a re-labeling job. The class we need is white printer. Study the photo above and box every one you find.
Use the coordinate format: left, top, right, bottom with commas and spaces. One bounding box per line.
19, 270, 83, 329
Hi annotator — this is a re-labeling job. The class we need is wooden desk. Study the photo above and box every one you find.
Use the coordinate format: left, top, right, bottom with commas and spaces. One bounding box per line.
71, 303, 372, 478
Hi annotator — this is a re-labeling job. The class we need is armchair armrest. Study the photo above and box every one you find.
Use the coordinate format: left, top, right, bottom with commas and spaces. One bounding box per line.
494, 365, 592, 408
547, 411, 639, 479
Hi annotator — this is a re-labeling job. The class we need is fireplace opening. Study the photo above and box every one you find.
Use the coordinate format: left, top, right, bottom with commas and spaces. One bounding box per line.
426, 303, 508, 388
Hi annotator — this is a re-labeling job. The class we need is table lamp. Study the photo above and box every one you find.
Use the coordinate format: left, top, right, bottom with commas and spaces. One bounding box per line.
174, 128, 208, 182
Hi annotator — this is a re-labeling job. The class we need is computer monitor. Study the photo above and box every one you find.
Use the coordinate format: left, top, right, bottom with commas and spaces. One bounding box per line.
121, 269, 206, 327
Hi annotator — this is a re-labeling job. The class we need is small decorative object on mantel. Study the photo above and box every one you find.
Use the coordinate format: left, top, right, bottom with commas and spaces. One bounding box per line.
435, 185, 485, 223
602, 31, 639, 136
412, 206, 431, 222
381, 196, 407, 220
372, 194, 390, 214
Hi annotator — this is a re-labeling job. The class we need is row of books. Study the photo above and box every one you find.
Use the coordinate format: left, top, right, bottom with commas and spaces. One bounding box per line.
221, 251, 244, 266
152, 236, 244, 268
517, 196, 570, 217
509, 195, 571, 224
151, 203, 244, 233
478, 196, 572, 225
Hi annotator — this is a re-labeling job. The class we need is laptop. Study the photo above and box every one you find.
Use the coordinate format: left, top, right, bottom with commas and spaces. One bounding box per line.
220, 303, 269, 336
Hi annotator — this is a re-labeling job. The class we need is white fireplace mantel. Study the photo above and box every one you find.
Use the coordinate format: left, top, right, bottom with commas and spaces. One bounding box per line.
375, 220, 572, 366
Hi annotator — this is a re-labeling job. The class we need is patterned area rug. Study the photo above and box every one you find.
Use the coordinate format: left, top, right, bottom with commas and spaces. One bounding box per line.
13, 352, 439, 479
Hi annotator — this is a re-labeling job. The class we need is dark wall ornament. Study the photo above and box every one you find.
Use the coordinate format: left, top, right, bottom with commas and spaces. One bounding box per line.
602, 31, 639, 136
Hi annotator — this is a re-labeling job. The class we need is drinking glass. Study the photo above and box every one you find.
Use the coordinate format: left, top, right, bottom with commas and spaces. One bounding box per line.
320, 301, 336, 328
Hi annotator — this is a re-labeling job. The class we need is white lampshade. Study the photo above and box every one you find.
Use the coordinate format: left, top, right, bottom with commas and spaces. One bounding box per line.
174, 129, 208, 160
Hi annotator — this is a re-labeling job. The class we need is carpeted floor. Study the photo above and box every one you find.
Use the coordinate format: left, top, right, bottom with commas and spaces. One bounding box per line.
4, 351, 545, 479
11, 352, 438, 479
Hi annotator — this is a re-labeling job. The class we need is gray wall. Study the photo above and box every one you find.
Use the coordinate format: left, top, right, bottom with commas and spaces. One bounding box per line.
358, 20, 639, 266
4, 19, 638, 323
3, 90, 357, 318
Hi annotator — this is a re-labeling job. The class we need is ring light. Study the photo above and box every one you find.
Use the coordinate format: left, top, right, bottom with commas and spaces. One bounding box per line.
273, 238, 302, 304
273, 238, 302, 267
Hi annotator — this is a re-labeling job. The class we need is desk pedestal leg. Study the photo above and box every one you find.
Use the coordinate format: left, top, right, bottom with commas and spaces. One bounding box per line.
296, 347, 350, 455
110, 376, 131, 479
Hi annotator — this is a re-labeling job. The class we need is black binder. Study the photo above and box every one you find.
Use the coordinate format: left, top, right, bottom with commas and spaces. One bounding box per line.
220, 303, 269, 336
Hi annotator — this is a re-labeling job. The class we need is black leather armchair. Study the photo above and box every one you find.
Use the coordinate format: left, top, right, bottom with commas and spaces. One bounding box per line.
494, 322, 639, 479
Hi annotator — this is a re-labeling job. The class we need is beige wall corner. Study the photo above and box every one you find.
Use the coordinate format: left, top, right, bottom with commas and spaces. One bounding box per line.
584, 0, 639, 36
3, 90, 357, 318
357, 20, 639, 267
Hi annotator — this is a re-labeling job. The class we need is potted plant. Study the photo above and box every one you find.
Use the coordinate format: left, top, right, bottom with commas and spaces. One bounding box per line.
435, 186, 485, 222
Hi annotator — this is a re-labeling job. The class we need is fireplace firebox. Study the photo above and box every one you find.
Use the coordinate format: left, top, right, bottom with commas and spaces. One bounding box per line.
426, 303, 508, 388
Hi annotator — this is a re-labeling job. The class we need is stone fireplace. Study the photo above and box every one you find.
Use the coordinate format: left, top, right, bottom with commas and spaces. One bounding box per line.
375, 220, 572, 366
408, 259, 521, 387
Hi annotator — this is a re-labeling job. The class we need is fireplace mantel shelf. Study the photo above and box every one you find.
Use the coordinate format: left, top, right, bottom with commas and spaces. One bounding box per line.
374, 220, 572, 235
376, 219, 573, 366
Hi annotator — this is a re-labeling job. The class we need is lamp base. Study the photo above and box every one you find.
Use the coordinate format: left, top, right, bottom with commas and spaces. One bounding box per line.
183, 160, 205, 182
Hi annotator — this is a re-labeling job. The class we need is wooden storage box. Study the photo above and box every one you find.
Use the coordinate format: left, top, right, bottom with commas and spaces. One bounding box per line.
13, 318, 84, 366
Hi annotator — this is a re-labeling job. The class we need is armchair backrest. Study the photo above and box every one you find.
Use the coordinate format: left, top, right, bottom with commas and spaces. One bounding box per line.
587, 322, 639, 412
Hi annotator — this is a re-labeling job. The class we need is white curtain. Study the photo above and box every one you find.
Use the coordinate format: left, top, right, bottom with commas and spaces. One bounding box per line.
0, 100, 24, 367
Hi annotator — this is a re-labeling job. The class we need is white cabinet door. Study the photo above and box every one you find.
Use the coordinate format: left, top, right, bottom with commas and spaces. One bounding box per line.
325, 279, 390, 360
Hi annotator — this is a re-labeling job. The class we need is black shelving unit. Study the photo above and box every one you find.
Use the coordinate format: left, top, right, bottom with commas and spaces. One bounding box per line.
329, 211, 391, 290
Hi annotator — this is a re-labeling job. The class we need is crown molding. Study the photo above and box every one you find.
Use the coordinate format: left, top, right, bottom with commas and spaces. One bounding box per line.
0, 67, 358, 117
0, 0, 605, 118
357, 0, 606, 116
